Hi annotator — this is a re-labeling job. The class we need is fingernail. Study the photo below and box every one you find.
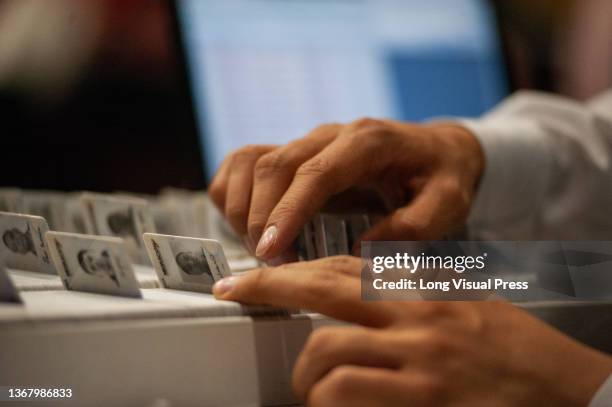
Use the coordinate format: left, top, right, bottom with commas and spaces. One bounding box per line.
256, 225, 277, 258
213, 276, 240, 296
242, 234, 255, 254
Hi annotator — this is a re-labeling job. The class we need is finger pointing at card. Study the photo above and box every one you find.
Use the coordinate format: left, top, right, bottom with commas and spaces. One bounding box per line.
214, 256, 398, 327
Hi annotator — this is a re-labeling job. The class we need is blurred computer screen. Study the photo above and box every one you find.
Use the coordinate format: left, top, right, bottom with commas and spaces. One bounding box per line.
2, 0, 610, 191
176, 0, 509, 179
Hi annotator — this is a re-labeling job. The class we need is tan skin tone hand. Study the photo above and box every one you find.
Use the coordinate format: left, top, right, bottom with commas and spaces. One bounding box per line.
213, 257, 612, 407
208, 119, 484, 260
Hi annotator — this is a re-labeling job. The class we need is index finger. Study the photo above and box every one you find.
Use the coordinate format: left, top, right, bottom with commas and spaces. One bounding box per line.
213, 257, 396, 327
255, 129, 388, 259
247, 125, 340, 245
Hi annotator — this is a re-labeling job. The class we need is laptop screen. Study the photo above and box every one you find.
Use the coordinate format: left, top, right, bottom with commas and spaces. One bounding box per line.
175, 0, 508, 180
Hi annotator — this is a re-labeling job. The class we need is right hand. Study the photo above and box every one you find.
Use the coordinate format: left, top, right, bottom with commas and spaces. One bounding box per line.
213, 257, 612, 407
208, 118, 484, 261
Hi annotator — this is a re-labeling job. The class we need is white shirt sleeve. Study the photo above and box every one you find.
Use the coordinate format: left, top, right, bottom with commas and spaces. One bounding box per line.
590, 374, 612, 407
459, 91, 612, 406
460, 89, 612, 240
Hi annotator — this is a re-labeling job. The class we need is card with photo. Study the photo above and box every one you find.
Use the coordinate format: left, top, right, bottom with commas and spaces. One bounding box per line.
143, 233, 231, 293
0, 212, 55, 274
45, 231, 142, 298
0, 259, 22, 303
80, 193, 156, 265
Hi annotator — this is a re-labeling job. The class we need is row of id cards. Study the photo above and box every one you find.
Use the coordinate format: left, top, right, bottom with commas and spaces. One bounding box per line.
0, 203, 232, 301
1, 190, 376, 303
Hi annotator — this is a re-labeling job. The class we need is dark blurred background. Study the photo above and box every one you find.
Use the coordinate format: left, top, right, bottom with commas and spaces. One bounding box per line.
0, 0, 611, 193
0, 0, 203, 193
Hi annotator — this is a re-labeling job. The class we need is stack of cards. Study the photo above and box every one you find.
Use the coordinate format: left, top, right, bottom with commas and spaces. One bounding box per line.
0, 212, 55, 274
297, 213, 371, 260
144, 233, 231, 294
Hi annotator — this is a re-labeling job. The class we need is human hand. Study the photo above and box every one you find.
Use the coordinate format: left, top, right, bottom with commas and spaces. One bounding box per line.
208, 120, 484, 261
213, 257, 612, 406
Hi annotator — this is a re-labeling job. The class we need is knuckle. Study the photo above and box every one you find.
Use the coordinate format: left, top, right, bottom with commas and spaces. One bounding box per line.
313, 123, 343, 134
303, 268, 341, 302
320, 255, 361, 274
326, 255, 359, 268
255, 151, 291, 177
305, 328, 337, 353
322, 366, 357, 397
225, 204, 247, 224
232, 144, 265, 162
269, 201, 299, 223
346, 118, 392, 146
349, 117, 385, 132
307, 123, 343, 141
296, 156, 334, 179
396, 215, 431, 239
393, 327, 456, 362
438, 178, 467, 206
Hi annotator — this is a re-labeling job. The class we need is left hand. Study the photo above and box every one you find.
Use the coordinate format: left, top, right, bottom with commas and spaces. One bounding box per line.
213, 256, 612, 407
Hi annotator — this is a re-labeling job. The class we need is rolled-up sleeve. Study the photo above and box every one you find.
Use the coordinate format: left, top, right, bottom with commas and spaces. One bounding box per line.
459, 90, 612, 239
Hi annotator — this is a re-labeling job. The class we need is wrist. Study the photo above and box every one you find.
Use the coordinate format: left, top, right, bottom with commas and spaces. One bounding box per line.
427, 123, 485, 192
